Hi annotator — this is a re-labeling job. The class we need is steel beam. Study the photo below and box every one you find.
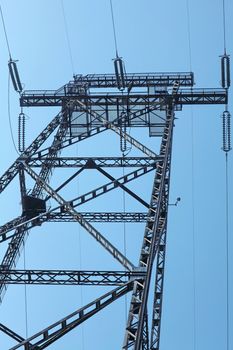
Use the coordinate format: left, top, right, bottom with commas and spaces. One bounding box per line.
23, 163, 135, 271
9, 282, 134, 350
150, 220, 168, 349
0, 112, 68, 302
0, 113, 61, 194
0, 324, 25, 343
72, 72, 194, 88
0, 162, 156, 243
20, 88, 227, 107
0, 269, 146, 286
47, 211, 148, 223
123, 103, 174, 349
26, 156, 161, 168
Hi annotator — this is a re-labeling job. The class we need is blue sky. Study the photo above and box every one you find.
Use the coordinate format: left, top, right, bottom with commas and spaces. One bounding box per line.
0, 0, 232, 349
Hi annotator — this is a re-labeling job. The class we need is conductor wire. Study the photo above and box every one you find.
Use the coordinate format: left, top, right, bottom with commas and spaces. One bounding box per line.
222, 0, 226, 53
122, 154, 128, 321
23, 240, 29, 338
8, 72, 20, 155
109, 0, 119, 56
0, 4, 11, 58
225, 152, 229, 350
186, 0, 192, 71
186, 2, 196, 350
61, 0, 75, 75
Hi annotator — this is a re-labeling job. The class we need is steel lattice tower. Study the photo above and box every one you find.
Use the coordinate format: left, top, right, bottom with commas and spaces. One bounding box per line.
0, 71, 227, 349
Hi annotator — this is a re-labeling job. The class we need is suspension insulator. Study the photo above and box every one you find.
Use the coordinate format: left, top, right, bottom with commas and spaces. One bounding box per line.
8, 59, 23, 93
221, 54, 230, 89
114, 57, 126, 91
222, 110, 231, 152
18, 112, 26, 152
120, 113, 127, 153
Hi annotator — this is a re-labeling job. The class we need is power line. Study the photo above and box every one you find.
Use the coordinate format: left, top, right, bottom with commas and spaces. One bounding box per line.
61, 0, 75, 75
109, 0, 119, 57
225, 152, 229, 350
0, 4, 11, 58
186, 2, 197, 349
222, 0, 227, 53
23, 241, 29, 338
186, 0, 192, 71
8, 73, 20, 156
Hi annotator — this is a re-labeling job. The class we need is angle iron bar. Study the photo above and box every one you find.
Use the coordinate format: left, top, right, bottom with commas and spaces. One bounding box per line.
0, 113, 62, 194
67, 163, 156, 210
0, 323, 25, 343
74, 99, 158, 158
45, 167, 85, 201
21, 73, 193, 97
25, 125, 107, 160
19, 88, 227, 107
72, 72, 194, 87
0, 211, 147, 241
47, 212, 148, 223
123, 102, 174, 350
31, 111, 69, 197
22, 163, 135, 271
27, 157, 161, 168
150, 222, 168, 350
27, 100, 168, 161
150, 130, 173, 350
96, 166, 149, 208
0, 163, 156, 243
0, 113, 68, 302
0, 269, 146, 286
9, 282, 134, 350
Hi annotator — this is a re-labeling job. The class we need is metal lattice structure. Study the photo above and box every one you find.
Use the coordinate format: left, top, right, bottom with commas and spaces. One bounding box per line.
0, 71, 227, 349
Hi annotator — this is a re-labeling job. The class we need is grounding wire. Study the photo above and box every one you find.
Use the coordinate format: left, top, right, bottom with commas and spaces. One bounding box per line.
109, 0, 119, 57
61, 0, 75, 75
186, 1, 197, 350
0, 4, 11, 58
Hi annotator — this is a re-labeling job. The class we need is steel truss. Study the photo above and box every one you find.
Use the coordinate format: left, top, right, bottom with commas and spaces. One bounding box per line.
0, 71, 225, 349
0, 269, 146, 286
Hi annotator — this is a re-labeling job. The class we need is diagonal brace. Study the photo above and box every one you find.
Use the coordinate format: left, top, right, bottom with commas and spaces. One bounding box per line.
22, 163, 134, 271
73, 99, 158, 158
9, 282, 133, 350
96, 166, 149, 208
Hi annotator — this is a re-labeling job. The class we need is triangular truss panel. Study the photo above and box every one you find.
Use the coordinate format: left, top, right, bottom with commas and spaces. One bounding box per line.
0, 72, 227, 349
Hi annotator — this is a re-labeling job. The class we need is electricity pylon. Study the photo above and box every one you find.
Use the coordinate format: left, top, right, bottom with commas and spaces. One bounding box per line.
0, 71, 227, 349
